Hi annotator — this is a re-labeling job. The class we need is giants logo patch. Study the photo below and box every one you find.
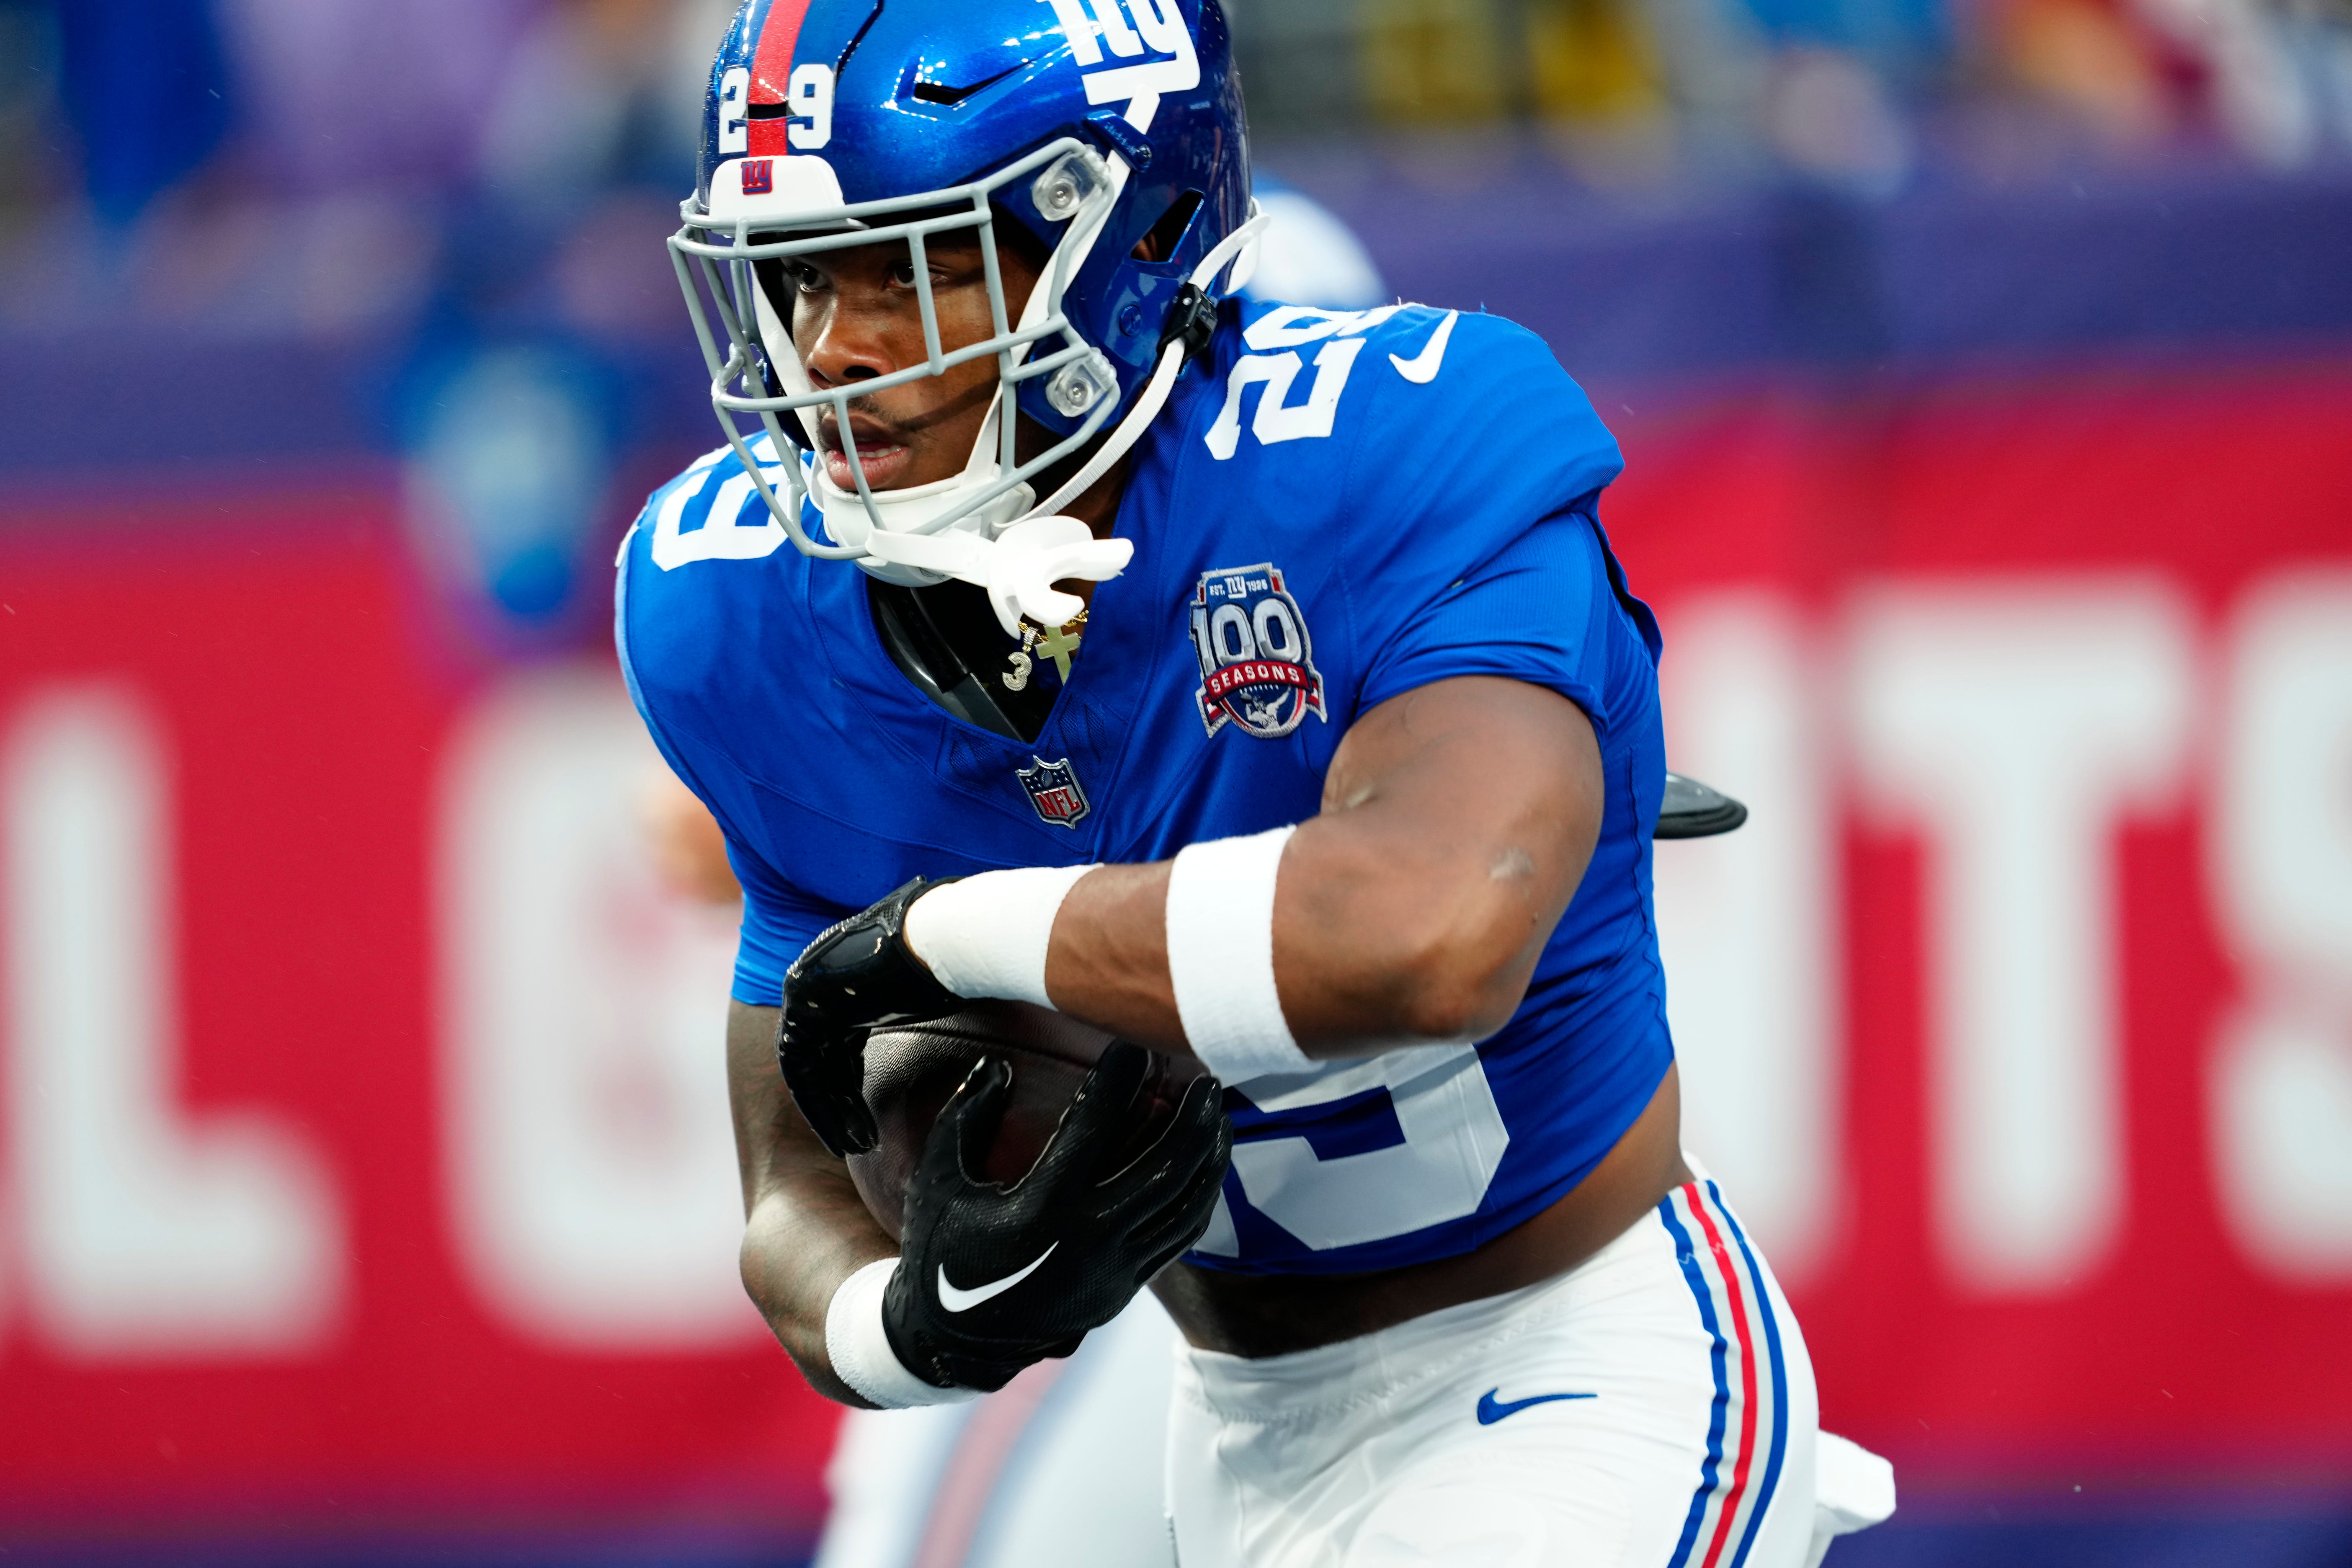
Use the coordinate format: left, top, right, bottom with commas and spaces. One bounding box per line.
1016, 756, 1091, 828
1189, 563, 1327, 740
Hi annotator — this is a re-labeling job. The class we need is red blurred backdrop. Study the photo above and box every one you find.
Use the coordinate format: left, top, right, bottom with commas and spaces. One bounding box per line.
1, 352, 2348, 1547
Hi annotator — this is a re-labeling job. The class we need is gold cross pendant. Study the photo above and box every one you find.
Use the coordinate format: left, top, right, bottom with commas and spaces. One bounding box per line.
1035, 619, 1084, 681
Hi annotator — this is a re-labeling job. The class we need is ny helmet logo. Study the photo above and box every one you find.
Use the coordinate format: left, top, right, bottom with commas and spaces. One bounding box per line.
1189, 563, 1328, 740
1039, 0, 1199, 124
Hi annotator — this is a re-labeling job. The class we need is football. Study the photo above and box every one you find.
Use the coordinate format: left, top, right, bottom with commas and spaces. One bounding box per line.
845, 1001, 1201, 1242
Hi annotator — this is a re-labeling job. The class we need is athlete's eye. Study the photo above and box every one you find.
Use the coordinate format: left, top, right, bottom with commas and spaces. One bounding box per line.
887, 259, 919, 289
782, 262, 825, 295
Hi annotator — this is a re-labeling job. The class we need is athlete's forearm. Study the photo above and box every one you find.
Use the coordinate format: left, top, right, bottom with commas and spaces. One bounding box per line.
1044, 821, 1554, 1060
1041, 860, 1185, 1051
727, 1001, 895, 1406
740, 1181, 894, 1406
1043, 678, 1604, 1060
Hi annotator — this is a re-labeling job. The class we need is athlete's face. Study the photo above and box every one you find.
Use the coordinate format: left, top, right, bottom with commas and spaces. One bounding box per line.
776, 230, 1044, 495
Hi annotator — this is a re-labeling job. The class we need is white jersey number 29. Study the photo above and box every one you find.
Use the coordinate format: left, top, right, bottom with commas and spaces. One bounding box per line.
1202, 304, 1404, 462
1196, 1044, 1510, 1253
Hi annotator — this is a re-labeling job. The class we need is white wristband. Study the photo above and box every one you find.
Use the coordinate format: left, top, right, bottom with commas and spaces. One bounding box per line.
903, 865, 1097, 1007
823, 1258, 981, 1409
1165, 825, 1310, 1084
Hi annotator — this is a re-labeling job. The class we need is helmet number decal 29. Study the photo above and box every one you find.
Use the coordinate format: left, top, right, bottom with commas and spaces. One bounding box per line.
787, 63, 834, 151
720, 62, 829, 157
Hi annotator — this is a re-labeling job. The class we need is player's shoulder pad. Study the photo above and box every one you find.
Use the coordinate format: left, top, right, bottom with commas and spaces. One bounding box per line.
615, 432, 805, 582
1212, 300, 1622, 510
1355, 306, 1622, 503
1204, 302, 1622, 596
614, 434, 810, 735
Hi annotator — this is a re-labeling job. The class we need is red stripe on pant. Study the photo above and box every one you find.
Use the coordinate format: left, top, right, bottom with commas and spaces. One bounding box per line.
1685, 1186, 1761, 1568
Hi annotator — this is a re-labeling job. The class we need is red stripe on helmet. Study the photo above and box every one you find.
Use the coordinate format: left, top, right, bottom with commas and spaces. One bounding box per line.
748, 0, 814, 155
750, 0, 814, 101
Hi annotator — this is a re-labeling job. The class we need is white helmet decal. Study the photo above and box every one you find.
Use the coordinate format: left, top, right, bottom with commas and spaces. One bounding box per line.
1037, 0, 1199, 128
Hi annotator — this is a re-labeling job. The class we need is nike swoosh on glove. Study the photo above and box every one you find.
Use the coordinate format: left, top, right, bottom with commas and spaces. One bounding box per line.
780, 877, 964, 1157
883, 1041, 1231, 1393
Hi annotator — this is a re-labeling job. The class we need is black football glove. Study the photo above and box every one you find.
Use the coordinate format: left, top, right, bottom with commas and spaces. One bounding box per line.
884, 1040, 1231, 1393
780, 877, 963, 1156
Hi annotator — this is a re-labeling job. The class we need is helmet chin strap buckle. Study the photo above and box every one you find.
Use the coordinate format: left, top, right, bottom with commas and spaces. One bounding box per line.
1158, 284, 1220, 364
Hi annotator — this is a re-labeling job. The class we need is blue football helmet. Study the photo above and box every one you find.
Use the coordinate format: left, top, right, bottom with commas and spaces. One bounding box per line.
670, 0, 1264, 601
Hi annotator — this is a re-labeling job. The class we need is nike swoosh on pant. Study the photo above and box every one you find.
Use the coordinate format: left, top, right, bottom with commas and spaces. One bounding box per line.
1476, 1387, 1597, 1425
936, 1243, 1058, 1313
1389, 310, 1460, 384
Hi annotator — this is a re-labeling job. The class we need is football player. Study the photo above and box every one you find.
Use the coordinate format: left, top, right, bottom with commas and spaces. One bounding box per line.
618, 1, 1889, 1561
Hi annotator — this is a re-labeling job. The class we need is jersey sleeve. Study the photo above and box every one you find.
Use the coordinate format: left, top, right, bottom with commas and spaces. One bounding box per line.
614, 457, 833, 1008
722, 831, 828, 1008
1358, 501, 1619, 730
1333, 310, 1630, 718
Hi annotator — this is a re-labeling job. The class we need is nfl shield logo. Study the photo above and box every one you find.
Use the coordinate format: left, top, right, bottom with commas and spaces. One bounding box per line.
1016, 756, 1090, 828
1188, 562, 1328, 740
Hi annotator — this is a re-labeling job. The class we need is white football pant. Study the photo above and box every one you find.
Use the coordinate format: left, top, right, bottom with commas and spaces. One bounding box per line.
1168, 1178, 1891, 1567
813, 1177, 1892, 1566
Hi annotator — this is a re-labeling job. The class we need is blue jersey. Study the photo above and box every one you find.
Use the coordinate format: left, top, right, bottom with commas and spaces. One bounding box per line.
617, 301, 1673, 1277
